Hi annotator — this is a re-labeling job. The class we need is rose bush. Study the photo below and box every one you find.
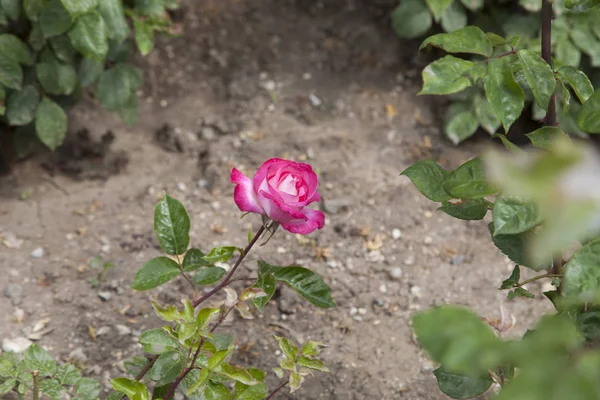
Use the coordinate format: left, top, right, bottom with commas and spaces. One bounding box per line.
231, 158, 325, 234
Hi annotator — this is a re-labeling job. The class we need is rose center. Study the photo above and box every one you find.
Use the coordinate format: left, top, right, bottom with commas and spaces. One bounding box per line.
277, 174, 300, 196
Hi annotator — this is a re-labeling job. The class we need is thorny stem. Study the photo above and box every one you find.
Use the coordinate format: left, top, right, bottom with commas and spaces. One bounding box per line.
32, 371, 39, 400
115, 355, 159, 400
541, 0, 557, 126
192, 224, 266, 308
265, 372, 291, 400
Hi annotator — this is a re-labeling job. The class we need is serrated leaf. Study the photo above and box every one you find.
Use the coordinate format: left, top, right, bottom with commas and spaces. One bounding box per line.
391, 0, 432, 39
253, 260, 277, 311
40, 0, 72, 38
517, 49, 556, 111
134, 18, 154, 56
60, 0, 97, 16
525, 127, 571, 150
425, 0, 452, 21
563, 239, 600, 299
36, 56, 78, 95
492, 196, 541, 235
445, 106, 479, 145
412, 306, 503, 376
78, 57, 103, 87
558, 66, 594, 104
439, 199, 488, 220
433, 367, 493, 399
234, 381, 268, 400
302, 340, 326, 357
420, 55, 474, 95
473, 94, 500, 135
459, 0, 483, 10
203, 246, 237, 263
275, 336, 298, 361
508, 287, 535, 300
151, 300, 179, 322
501, 265, 520, 289
421, 27, 492, 57
1, 0, 21, 20
484, 57, 524, 132
150, 351, 185, 386
0, 35, 33, 66
196, 307, 221, 329
204, 381, 231, 400
40, 379, 64, 399
208, 346, 234, 370
272, 266, 335, 308
56, 363, 81, 385
439, 1, 467, 32
0, 352, 18, 376
186, 368, 210, 396
577, 89, 600, 133
182, 248, 210, 271
492, 134, 522, 154
443, 157, 497, 199
297, 357, 330, 372
118, 91, 138, 126
0, 53, 22, 89
50, 35, 76, 64
289, 371, 303, 393
111, 378, 150, 400
6, 85, 39, 126
216, 364, 257, 385
68, 11, 108, 60
555, 37, 581, 68
35, 97, 67, 151
0, 379, 15, 395
195, 267, 227, 285
139, 328, 179, 354
23, 344, 56, 376
401, 160, 452, 202
131, 256, 181, 291
154, 194, 190, 255
99, 0, 129, 43
96, 63, 142, 111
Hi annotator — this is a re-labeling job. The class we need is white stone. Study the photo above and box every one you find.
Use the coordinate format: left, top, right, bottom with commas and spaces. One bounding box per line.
31, 247, 44, 258
2, 337, 32, 353
392, 229, 402, 240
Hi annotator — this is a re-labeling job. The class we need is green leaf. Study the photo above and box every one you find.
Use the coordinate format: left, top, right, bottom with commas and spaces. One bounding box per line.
135, 0, 165, 16
492, 134, 522, 154
420, 55, 474, 95
151, 300, 179, 322
35, 97, 67, 151
1, 0, 21, 20
484, 57, 524, 132
39, 379, 64, 399
138, 328, 179, 354
203, 246, 237, 263
459, 0, 482, 10
275, 336, 298, 361
302, 340, 326, 357
118, 91, 138, 126
50, 35, 76, 64
401, 160, 452, 202
0, 379, 16, 395
210, 334, 234, 352
555, 38, 581, 68
96, 63, 142, 111
75, 378, 101, 400
152, 384, 169, 400
443, 157, 497, 199
111, 378, 150, 400
563, 239, 600, 299
182, 248, 210, 272
216, 364, 257, 385
519, 0, 542, 11
439, 199, 488, 220
0, 53, 22, 89
297, 356, 330, 372
525, 127, 571, 150
253, 260, 277, 311
439, 1, 467, 33
492, 196, 541, 235
577, 89, 600, 133
0, 35, 33, 66
68, 11, 108, 60
195, 267, 227, 285
234, 381, 268, 400
6, 85, 39, 126
36, 56, 78, 95
501, 265, 520, 289
576, 310, 600, 342
433, 367, 493, 399
507, 287, 535, 300
60, 0, 97, 16
412, 306, 503, 375
78, 57, 103, 87
134, 18, 154, 56
391, 0, 432, 39
40, 0, 73, 38
444, 105, 479, 145
425, 0, 453, 21
131, 256, 181, 291
239, 287, 267, 301
99, 0, 129, 43
473, 93, 500, 134
125, 357, 150, 377
0, 352, 18, 377
289, 371, 303, 392
272, 266, 335, 308
204, 381, 231, 400
154, 194, 190, 255
185, 368, 210, 395
150, 351, 185, 386
56, 363, 81, 385
420, 27, 492, 57
24, 344, 56, 376
208, 346, 234, 370
517, 49, 556, 111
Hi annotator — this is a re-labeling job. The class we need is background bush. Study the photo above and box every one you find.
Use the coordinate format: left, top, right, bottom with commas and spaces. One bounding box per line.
0, 0, 179, 156
392, 0, 600, 143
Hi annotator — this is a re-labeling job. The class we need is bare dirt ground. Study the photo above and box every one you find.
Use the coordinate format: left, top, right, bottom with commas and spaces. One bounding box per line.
0, 1, 553, 399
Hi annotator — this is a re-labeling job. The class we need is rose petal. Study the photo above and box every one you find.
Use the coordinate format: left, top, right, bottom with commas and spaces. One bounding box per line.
253, 158, 290, 191
257, 190, 304, 223
280, 208, 326, 234
231, 168, 263, 214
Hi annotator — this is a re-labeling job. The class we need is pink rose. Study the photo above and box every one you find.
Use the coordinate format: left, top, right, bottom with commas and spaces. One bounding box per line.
231, 158, 326, 234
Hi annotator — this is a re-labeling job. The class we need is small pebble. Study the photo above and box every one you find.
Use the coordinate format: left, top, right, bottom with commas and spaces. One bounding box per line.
358, 308, 367, 315
96, 326, 111, 336
160, 99, 168, 107
410, 286, 422, 298
115, 325, 131, 336
349, 307, 358, 316
327, 261, 339, 269
31, 247, 44, 258
302, 72, 312, 80
450, 255, 465, 265
98, 292, 112, 302
276, 247, 287, 254
404, 256, 415, 266
392, 229, 402, 240
379, 284, 387, 294
177, 182, 187, 192
69, 347, 88, 363
2, 337, 32, 353
4, 284, 23, 305
211, 201, 221, 210
389, 267, 403, 280
424, 211, 433, 218
423, 236, 433, 245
